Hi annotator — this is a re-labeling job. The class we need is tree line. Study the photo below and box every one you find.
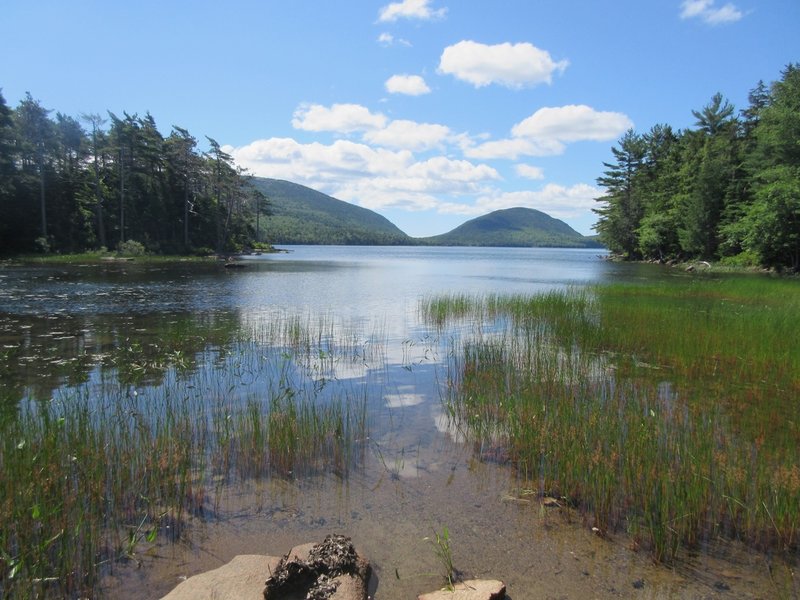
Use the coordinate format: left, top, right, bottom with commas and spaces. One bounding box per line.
594, 64, 799, 272
0, 91, 269, 256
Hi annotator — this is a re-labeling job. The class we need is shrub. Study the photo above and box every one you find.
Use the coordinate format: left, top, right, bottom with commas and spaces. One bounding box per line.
117, 240, 147, 256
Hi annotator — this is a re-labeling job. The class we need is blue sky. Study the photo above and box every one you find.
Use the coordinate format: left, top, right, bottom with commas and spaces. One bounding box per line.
2, 1, 797, 237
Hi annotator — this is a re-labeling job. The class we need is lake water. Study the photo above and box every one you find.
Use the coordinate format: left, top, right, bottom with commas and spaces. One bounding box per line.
0, 247, 777, 598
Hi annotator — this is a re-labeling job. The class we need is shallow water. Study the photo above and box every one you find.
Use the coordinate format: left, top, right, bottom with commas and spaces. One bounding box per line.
0, 247, 791, 598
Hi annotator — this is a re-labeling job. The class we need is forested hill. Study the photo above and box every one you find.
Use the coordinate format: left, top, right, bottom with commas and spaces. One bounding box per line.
256, 179, 601, 248
594, 63, 799, 272
419, 207, 603, 248
253, 178, 411, 245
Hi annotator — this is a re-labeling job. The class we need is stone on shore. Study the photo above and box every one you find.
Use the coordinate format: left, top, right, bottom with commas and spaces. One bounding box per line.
263, 534, 370, 600
417, 579, 506, 600
160, 554, 281, 600
161, 534, 370, 600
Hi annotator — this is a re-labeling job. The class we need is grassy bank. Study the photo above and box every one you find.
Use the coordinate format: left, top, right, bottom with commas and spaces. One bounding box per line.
423, 276, 799, 563
2, 245, 283, 265
2, 252, 212, 265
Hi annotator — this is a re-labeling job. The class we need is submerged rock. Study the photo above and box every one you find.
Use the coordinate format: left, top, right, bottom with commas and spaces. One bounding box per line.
263, 534, 371, 600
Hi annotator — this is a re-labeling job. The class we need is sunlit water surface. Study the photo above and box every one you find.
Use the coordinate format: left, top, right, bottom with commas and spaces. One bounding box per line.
0, 247, 781, 598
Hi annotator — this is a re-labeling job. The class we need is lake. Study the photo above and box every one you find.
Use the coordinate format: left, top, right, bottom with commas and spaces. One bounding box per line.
0, 247, 781, 598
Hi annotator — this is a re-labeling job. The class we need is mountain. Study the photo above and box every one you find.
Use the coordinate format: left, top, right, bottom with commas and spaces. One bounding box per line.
254, 178, 602, 248
252, 178, 411, 245
419, 207, 603, 248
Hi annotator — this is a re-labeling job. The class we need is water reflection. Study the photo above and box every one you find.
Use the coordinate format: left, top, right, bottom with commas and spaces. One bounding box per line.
4, 248, 783, 598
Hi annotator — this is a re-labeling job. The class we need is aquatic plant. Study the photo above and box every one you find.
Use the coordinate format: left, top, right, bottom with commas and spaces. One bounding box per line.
423, 276, 800, 563
425, 526, 456, 590
0, 315, 372, 598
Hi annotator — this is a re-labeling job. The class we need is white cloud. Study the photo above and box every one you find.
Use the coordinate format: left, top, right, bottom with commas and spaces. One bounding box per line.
224, 137, 412, 184
377, 32, 411, 47
463, 137, 564, 160
461, 105, 630, 160
438, 40, 568, 89
474, 183, 602, 219
511, 105, 633, 143
332, 158, 500, 213
680, 0, 711, 18
680, 0, 743, 24
292, 103, 387, 133
363, 119, 450, 151
378, 0, 446, 22
515, 164, 545, 180
385, 74, 431, 96
408, 156, 499, 183
224, 137, 499, 214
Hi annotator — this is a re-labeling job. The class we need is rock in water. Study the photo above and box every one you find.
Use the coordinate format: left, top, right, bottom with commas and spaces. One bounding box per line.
161, 555, 282, 600
263, 534, 371, 600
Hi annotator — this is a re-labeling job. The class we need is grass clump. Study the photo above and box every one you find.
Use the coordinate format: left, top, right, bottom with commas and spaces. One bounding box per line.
424, 276, 800, 563
425, 526, 456, 591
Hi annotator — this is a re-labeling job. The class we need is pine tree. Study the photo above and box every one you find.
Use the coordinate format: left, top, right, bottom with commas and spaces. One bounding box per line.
593, 129, 647, 258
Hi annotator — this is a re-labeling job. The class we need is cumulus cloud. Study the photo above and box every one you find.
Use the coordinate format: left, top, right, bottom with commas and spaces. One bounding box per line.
378, 0, 446, 22
224, 137, 412, 183
680, 0, 743, 24
438, 40, 568, 89
385, 74, 431, 96
363, 119, 450, 151
462, 105, 631, 160
224, 137, 499, 213
292, 103, 387, 133
515, 164, 545, 180
463, 137, 564, 160
511, 105, 633, 142
474, 183, 602, 219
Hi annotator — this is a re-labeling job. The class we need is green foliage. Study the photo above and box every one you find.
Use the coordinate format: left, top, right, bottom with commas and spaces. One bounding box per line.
594, 130, 647, 257
0, 99, 261, 256
595, 64, 800, 271
117, 239, 146, 256
33, 236, 50, 254
739, 166, 800, 270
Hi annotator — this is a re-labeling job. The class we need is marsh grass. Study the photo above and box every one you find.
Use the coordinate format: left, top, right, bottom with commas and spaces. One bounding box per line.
425, 526, 456, 590
0, 316, 371, 598
423, 276, 800, 563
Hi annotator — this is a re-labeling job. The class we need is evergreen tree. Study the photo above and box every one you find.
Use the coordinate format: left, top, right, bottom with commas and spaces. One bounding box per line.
739, 64, 800, 270
14, 93, 54, 247
165, 126, 200, 250
593, 129, 647, 258
81, 113, 109, 248
0, 91, 16, 249
636, 124, 682, 260
0, 94, 258, 256
678, 94, 741, 259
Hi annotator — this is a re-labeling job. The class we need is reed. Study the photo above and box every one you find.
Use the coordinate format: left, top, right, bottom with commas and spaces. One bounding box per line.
0, 315, 371, 598
424, 276, 800, 562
